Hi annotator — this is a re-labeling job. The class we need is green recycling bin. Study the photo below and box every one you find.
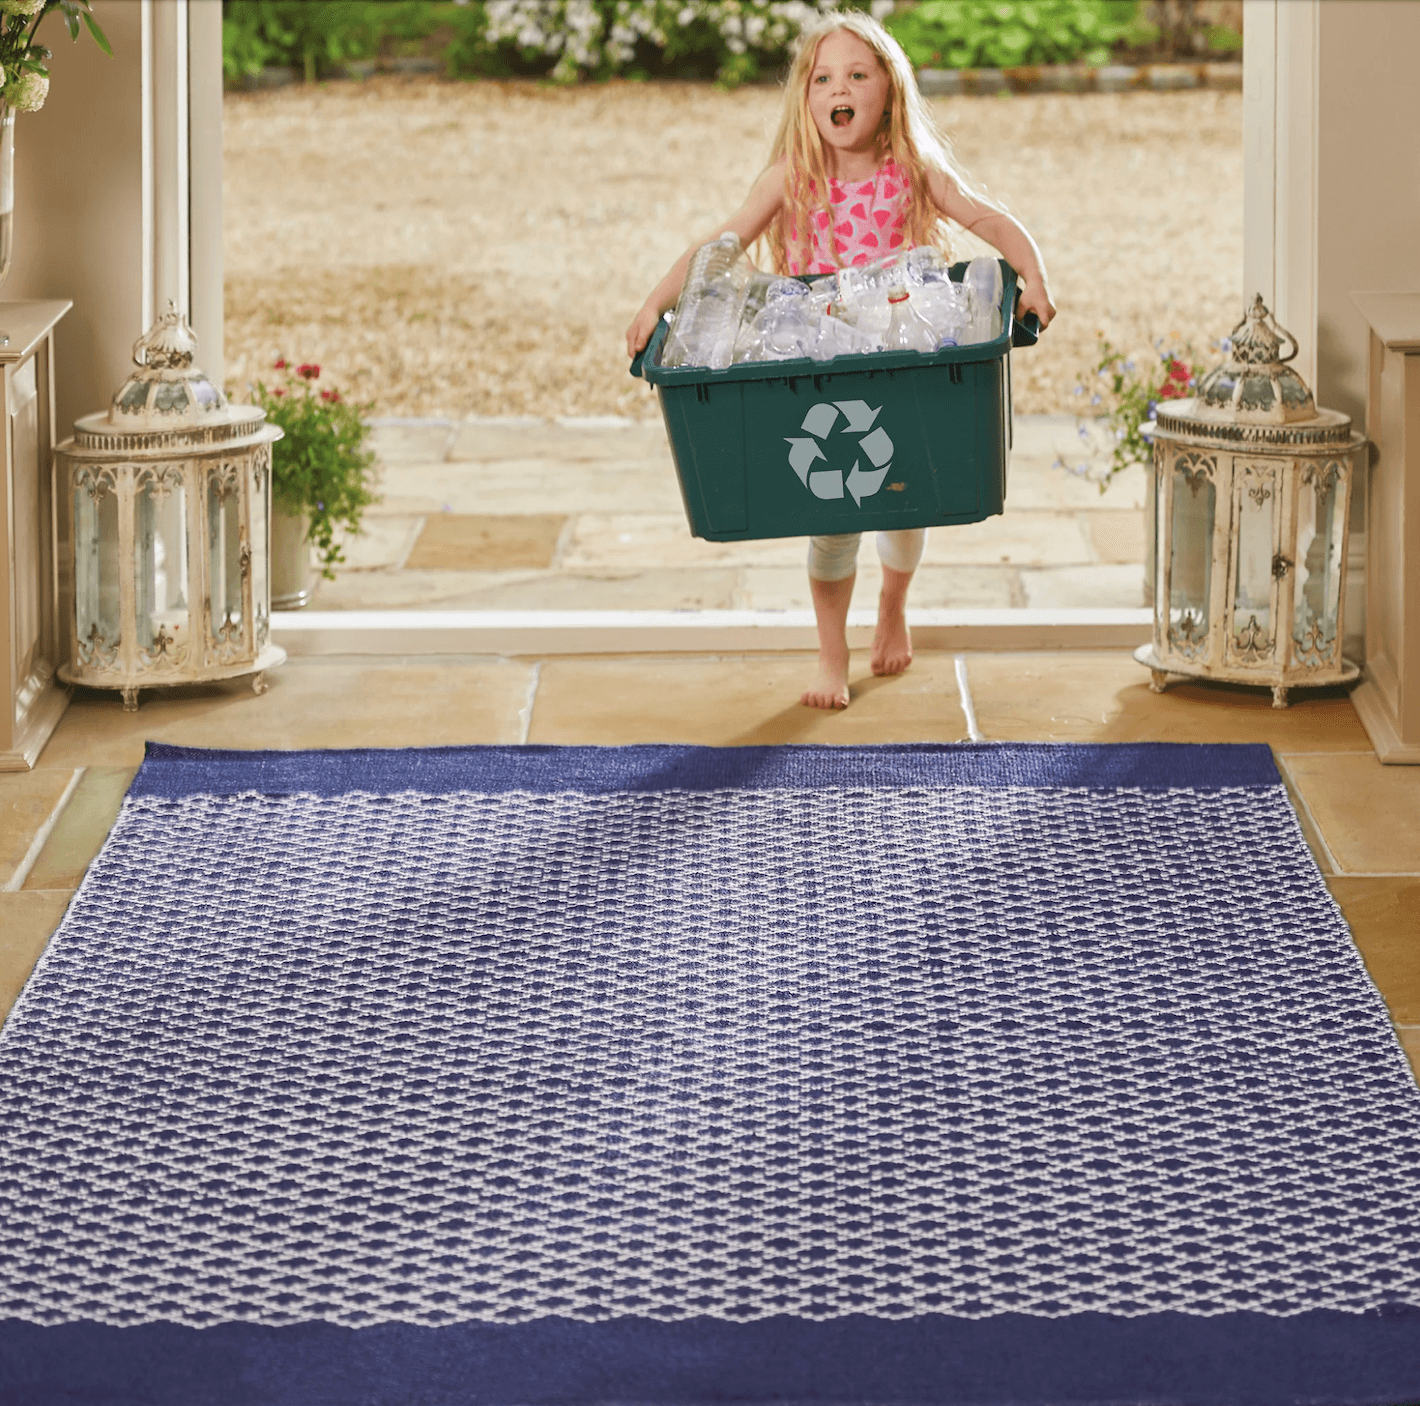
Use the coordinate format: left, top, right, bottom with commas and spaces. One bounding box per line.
632, 260, 1039, 543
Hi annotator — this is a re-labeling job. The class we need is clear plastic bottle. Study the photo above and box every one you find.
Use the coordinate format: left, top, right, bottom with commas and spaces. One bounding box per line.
905, 246, 949, 287
810, 303, 876, 361
962, 255, 1003, 344
882, 287, 939, 354
731, 270, 777, 361
741, 280, 816, 361
663, 233, 752, 369
912, 281, 970, 347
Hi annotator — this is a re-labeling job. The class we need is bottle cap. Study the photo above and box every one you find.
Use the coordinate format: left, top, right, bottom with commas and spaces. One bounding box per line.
888, 288, 910, 304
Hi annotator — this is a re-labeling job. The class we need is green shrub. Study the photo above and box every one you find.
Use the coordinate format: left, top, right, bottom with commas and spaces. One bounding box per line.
886, 0, 1154, 71
446, 0, 885, 87
222, 0, 455, 82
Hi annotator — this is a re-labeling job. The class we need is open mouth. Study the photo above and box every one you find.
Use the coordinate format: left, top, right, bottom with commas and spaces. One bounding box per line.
830, 105, 854, 128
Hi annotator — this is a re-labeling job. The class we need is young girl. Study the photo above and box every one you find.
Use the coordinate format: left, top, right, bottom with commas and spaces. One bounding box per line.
627, 12, 1056, 710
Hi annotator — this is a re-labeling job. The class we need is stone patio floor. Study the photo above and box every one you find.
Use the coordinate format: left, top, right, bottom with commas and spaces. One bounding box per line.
313, 415, 1146, 613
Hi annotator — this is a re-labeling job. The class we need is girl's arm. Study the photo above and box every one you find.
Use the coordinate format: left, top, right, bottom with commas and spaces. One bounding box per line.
626, 158, 787, 358
924, 169, 1057, 328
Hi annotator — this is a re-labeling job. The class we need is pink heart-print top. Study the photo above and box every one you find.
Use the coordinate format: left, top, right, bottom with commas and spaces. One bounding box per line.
785, 158, 911, 275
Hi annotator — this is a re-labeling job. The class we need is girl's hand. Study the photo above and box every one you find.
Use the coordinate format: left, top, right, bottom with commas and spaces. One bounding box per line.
627, 303, 664, 360
1018, 283, 1057, 330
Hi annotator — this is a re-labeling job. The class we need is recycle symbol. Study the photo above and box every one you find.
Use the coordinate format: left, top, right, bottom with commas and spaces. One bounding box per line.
785, 401, 895, 506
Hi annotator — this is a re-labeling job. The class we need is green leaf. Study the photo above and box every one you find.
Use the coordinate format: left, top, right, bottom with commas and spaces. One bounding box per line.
81, 10, 113, 57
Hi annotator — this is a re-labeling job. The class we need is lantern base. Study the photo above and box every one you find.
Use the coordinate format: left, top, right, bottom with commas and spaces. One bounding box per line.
1133, 645, 1360, 708
60, 643, 288, 711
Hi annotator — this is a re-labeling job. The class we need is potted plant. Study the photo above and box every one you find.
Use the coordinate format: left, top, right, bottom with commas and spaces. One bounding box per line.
1057, 335, 1209, 604
251, 360, 379, 609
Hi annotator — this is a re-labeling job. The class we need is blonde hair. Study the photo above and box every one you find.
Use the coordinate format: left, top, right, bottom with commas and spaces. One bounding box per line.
764, 11, 982, 275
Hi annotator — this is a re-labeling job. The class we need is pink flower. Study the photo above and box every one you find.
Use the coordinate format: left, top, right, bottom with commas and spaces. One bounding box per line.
320, 388, 341, 404
297, 363, 320, 381
272, 387, 286, 397
273, 358, 288, 370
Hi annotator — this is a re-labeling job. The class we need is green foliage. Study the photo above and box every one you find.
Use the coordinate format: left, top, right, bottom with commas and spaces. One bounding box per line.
251, 362, 380, 578
221, 1, 456, 82
1, 1, 110, 103
225, 0, 884, 88
886, 0, 1153, 71
1057, 335, 1208, 491
1205, 22, 1241, 53
448, 0, 886, 87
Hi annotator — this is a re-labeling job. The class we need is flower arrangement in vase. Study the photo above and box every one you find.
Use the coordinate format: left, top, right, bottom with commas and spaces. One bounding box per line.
251, 359, 379, 608
0, 1, 112, 289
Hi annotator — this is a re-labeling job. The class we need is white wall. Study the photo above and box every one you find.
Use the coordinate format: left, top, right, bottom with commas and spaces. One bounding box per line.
7, 0, 145, 435
6, 0, 221, 435
1315, 0, 1420, 430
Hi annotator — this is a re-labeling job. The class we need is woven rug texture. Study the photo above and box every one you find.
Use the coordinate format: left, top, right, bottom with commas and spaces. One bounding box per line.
0, 741, 1418, 1406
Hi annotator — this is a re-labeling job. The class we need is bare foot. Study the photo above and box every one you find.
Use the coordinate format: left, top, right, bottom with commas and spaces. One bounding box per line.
801, 663, 850, 710
804, 573, 855, 709
871, 601, 913, 676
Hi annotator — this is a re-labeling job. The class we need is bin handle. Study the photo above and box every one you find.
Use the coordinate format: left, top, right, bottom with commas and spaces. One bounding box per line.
630, 316, 669, 379
1011, 311, 1043, 348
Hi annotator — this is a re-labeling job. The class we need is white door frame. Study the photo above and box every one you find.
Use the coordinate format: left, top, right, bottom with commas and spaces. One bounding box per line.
182, 8, 1315, 654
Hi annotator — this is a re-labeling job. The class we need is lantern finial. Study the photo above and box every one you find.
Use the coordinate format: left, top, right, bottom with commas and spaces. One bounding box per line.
132, 301, 200, 372
108, 304, 229, 429
1184, 294, 1317, 428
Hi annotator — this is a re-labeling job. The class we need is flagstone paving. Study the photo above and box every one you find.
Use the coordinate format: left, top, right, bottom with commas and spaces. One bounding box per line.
313, 415, 1147, 613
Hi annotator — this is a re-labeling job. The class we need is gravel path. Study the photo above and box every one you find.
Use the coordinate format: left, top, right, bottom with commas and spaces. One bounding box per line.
224, 77, 1242, 418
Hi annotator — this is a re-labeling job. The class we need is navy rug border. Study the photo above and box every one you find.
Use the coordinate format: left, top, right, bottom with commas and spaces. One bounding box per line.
129, 741, 1282, 799
1, 1309, 1418, 1406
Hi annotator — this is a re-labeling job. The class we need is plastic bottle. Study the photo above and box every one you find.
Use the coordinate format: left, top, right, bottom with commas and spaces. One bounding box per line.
882, 287, 939, 354
905, 246, 949, 287
739, 280, 816, 362
962, 255, 1003, 344
663, 233, 752, 369
912, 281, 970, 347
810, 304, 876, 361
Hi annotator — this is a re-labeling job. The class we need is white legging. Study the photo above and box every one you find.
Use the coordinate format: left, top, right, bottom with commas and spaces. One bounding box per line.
806, 529, 927, 582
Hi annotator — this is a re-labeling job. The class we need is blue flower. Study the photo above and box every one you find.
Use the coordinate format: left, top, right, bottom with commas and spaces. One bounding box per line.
1078, 425, 1090, 440
1090, 394, 1102, 406
1147, 400, 1158, 418
1123, 359, 1135, 372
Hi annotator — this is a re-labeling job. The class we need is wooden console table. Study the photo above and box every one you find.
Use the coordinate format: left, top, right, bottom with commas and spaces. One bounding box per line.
0, 300, 72, 770
1351, 292, 1420, 763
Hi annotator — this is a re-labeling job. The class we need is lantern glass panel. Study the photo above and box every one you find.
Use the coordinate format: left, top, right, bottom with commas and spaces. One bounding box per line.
249, 460, 268, 638
1293, 462, 1346, 659
74, 474, 121, 664
206, 470, 244, 646
135, 475, 189, 659
1168, 462, 1215, 654
1231, 467, 1276, 655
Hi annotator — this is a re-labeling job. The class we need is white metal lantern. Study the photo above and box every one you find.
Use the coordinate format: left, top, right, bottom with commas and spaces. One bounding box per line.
56, 306, 285, 710
1136, 297, 1366, 707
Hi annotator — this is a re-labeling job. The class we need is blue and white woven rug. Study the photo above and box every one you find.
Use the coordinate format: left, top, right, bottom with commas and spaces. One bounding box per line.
2, 741, 1419, 1406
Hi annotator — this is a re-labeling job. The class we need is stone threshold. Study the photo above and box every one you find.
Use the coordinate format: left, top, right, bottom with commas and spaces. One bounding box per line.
273, 607, 1154, 657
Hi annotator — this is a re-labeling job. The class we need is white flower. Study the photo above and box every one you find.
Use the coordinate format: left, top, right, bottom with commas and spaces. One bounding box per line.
0, 0, 48, 16
3, 70, 47, 111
